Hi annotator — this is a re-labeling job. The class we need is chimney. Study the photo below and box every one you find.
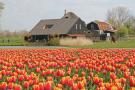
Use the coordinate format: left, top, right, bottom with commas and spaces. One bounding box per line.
64, 9, 67, 15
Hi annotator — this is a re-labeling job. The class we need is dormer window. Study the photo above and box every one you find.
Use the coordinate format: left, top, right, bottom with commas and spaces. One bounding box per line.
43, 24, 53, 29
43, 25, 46, 30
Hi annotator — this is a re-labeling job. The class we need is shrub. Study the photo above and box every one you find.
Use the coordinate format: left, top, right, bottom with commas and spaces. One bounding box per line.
128, 29, 135, 35
47, 38, 60, 46
117, 26, 129, 37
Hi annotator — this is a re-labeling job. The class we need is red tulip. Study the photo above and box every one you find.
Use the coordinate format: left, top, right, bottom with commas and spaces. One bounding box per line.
39, 83, 44, 90
24, 81, 29, 88
12, 76, 17, 82
44, 82, 52, 90
110, 72, 117, 80
120, 78, 126, 84
1, 70, 6, 75
36, 67, 41, 73
18, 75, 24, 82
124, 71, 130, 79
8, 83, 14, 89
68, 79, 74, 87
81, 71, 86, 76
47, 76, 53, 81
129, 76, 135, 87
77, 82, 83, 89
0, 82, 7, 90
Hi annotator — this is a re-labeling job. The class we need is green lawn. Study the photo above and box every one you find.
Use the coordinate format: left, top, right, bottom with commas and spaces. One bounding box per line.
70, 39, 135, 49
0, 36, 29, 46
0, 36, 135, 48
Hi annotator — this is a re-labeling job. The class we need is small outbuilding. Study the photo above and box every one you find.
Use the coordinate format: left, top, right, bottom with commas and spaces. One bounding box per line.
87, 21, 117, 41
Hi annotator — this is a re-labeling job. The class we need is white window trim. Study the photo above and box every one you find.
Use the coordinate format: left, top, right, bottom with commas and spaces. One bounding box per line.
80, 24, 82, 30
76, 24, 78, 30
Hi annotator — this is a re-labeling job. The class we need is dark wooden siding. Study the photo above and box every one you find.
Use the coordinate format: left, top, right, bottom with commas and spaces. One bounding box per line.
87, 22, 99, 31
68, 19, 87, 34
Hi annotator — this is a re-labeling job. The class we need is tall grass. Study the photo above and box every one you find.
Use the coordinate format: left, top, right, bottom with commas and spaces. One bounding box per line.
60, 37, 93, 46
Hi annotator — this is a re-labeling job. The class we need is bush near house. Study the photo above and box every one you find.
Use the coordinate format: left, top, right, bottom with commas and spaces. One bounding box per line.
47, 38, 60, 46
116, 26, 129, 37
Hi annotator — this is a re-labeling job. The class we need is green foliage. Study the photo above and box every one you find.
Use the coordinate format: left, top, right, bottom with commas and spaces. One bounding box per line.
128, 29, 135, 35
117, 26, 129, 37
47, 38, 60, 46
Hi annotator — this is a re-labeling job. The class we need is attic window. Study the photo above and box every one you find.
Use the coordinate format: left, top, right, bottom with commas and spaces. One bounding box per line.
43, 24, 53, 29
65, 17, 69, 18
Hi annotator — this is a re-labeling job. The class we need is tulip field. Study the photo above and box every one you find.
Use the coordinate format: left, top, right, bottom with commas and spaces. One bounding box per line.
0, 49, 135, 90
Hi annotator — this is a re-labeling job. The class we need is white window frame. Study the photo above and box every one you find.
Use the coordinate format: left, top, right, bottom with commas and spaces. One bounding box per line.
80, 24, 82, 30
76, 24, 78, 30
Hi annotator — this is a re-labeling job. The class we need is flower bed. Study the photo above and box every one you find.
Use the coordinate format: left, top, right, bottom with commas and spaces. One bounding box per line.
0, 49, 135, 90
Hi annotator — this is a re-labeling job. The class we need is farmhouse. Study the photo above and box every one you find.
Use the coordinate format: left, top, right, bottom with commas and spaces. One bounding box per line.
87, 21, 117, 40
29, 11, 88, 42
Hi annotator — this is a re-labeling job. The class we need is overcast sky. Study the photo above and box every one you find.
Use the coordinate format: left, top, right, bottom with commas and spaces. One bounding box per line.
1, 0, 135, 31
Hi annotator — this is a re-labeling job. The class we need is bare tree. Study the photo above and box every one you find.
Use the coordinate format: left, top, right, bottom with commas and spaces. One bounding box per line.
106, 7, 132, 29
0, 2, 4, 12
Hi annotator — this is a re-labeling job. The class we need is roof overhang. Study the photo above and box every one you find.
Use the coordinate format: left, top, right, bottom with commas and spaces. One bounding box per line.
67, 34, 85, 37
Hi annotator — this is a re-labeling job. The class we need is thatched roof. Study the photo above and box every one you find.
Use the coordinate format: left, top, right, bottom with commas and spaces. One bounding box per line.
30, 12, 80, 35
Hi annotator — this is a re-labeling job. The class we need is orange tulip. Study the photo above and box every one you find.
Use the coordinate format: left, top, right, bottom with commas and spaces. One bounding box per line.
0, 74, 2, 80
32, 85, 40, 90
8, 83, 14, 89
93, 76, 100, 85
14, 84, 22, 90
72, 83, 78, 90
130, 87, 135, 90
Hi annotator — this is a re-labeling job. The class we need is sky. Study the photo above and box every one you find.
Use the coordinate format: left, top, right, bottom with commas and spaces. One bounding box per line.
0, 0, 135, 31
